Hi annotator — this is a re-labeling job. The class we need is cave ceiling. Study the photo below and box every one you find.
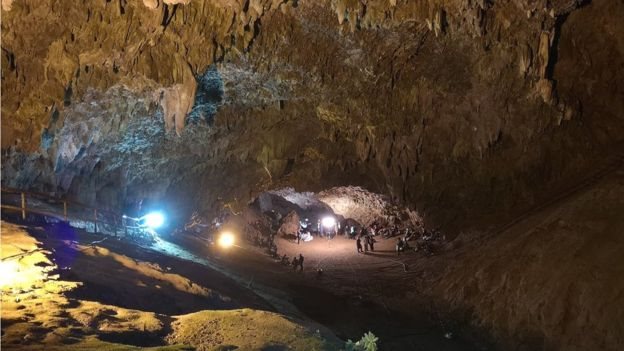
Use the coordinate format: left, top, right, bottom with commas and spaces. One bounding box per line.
2, 0, 623, 225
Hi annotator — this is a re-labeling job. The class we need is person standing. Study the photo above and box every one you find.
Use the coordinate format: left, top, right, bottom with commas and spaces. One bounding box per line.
298, 254, 304, 271
368, 235, 375, 252
297, 230, 301, 245
356, 237, 363, 253
396, 238, 403, 256
364, 235, 369, 252
269, 233, 276, 249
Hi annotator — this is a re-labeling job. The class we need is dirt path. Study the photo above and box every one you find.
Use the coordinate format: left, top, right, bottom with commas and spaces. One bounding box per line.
162, 232, 481, 350
2, 199, 482, 349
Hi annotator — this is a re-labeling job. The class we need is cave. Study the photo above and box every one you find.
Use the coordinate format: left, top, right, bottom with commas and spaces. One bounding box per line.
1, 0, 624, 350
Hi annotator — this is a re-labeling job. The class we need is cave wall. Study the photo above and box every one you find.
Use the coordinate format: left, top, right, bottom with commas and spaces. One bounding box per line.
2, 1, 624, 349
428, 159, 624, 351
2, 0, 623, 226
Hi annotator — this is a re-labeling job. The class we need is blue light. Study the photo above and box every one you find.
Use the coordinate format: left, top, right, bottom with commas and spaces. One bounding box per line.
143, 212, 165, 229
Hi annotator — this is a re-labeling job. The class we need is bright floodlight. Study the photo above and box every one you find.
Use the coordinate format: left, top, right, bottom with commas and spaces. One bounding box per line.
0, 261, 20, 289
143, 212, 165, 229
321, 216, 336, 228
218, 232, 235, 249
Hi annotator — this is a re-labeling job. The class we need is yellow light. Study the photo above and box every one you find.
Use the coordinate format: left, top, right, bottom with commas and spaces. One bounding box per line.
218, 232, 235, 249
0, 260, 20, 289
0, 255, 50, 290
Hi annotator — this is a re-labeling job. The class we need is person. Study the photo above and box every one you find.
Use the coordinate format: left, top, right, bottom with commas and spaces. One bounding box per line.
364, 235, 369, 252
405, 228, 415, 242
356, 237, 363, 253
396, 238, 403, 256
292, 256, 299, 271
368, 235, 375, 252
298, 254, 304, 271
360, 227, 367, 238
268, 233, 275, 249
268, 238, 277, 256
296, 230, 301, 245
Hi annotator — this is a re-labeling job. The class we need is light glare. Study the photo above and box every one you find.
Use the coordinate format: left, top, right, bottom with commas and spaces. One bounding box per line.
321, 216, 336, 228
0, 260, 43, 289
0, 261, 20, 289
143, 212, 165, 229
218, 232, 235, 248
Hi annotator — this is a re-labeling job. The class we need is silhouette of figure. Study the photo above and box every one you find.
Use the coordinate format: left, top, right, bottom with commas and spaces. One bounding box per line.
396, 238, 403, 256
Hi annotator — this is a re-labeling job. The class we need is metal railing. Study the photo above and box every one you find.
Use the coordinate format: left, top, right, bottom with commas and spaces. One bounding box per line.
0, 187, 150, 241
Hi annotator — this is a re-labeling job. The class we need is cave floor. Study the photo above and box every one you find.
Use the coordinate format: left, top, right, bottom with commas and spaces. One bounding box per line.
0, 219, 479, 350
158, 161, 624, 350
6, 162, 623, 350
0, 221, 341, 350
162, 232, 484, 350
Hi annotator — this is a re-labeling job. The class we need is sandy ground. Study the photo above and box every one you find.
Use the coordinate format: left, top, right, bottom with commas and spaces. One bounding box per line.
162, 165, 624, 350
166, 230, 480, 350
0, 221, 340, 350
4, 161, 622, 350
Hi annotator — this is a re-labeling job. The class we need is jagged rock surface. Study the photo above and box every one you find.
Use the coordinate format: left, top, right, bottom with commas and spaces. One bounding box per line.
2, 1, 624, 349
3, 0, 622, 222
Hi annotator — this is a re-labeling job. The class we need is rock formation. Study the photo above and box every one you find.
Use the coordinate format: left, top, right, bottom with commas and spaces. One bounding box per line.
4, 0, 622, 223
2, 1, 624, 347
3, 0, 623, 222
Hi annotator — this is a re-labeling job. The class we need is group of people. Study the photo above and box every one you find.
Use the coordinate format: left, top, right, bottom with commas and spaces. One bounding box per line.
353, 222, 443, 256
396, 237, 412, 255
281, 253, 304, 271
355, 234, 376, 253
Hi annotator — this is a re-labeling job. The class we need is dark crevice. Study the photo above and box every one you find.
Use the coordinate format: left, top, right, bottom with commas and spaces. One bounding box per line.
118, 0, 126, 15
544, 14, 568, 81
282, 158, 295, 177
1, 47, 16, 71
63, 83, 73, 107
161, 4, 170, 26
545, 0, 593, 82
245, 18, 262, 52
161, 4, 179, 29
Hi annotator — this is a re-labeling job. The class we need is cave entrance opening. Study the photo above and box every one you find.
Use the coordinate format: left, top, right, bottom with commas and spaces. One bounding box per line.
178, 186, 430, 273
245, 186, 424, 241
